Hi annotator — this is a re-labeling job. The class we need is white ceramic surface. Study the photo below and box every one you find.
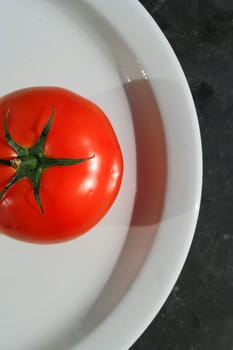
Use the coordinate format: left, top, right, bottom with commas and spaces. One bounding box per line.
0, 1, 202, 349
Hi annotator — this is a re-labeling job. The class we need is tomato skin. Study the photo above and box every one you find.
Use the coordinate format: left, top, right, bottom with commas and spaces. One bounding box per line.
0, 87, 123, 243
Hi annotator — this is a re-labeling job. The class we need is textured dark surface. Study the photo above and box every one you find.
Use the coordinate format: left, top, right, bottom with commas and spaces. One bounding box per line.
131, 1, 233, 349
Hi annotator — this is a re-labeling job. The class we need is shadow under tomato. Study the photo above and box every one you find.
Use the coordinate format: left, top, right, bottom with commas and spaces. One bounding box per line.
79, 77, 167, 339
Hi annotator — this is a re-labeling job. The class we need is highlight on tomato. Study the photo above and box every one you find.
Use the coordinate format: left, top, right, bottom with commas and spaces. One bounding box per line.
0, 87, 123, 243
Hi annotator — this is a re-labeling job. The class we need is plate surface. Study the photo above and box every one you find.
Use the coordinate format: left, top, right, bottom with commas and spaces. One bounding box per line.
0, 1, 202, 349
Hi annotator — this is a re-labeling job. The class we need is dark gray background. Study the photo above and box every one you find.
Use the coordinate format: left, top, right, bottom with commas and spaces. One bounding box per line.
131, 1, 233, 349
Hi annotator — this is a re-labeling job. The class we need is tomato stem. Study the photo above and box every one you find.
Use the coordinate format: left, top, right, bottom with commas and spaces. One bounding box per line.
0, 108, 94, 214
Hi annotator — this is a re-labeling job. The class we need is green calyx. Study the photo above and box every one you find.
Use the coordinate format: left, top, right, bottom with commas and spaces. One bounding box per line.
0, 107, 94, 214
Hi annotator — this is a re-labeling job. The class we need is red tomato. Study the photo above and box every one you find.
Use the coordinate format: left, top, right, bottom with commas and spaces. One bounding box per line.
0, 87, 123, 243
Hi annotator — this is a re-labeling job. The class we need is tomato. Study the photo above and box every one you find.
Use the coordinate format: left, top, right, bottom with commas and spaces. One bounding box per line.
0, 87, 123, 244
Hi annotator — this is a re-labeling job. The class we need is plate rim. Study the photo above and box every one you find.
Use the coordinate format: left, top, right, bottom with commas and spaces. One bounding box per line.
77, 0, 203, 349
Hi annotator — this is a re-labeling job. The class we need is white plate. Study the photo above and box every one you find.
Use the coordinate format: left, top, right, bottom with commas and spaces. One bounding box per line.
0, 1, 202, 349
